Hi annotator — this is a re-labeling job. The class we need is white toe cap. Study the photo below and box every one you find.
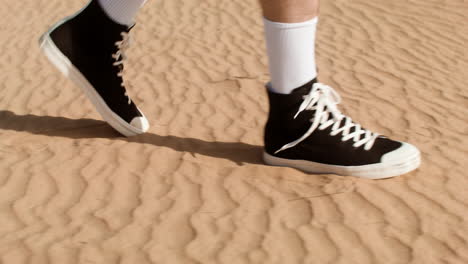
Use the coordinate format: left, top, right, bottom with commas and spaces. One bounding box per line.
381, 142, 420, 164
130, 116, 150, 133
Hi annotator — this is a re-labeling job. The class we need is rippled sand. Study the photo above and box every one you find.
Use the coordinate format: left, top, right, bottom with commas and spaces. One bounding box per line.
0, 0, 467, 263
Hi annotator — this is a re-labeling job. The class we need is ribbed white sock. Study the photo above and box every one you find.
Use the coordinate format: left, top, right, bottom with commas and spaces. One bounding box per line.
98, 0, 147, 26
263, 17, 318, 94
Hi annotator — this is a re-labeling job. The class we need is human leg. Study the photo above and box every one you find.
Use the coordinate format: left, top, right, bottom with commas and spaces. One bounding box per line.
261, 0, 319, 95
98, 0, 147, 26
260, 0, 319, 23
259, 0, 421, 178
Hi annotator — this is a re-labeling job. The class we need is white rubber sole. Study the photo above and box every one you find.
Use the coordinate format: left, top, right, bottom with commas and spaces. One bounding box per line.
39, 19, 148, 137
263, 150, 421, 179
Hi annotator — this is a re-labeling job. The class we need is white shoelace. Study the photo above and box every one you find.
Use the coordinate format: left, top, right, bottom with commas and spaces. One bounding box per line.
275, 83, 379, 154
112, 32, 132, 105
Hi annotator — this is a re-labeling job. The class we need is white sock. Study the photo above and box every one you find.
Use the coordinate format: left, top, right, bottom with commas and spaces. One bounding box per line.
263, 17, 318, 94
98, 0, 147, 26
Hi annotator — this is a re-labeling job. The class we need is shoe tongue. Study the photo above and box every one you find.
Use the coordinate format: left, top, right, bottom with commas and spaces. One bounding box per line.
267, 78, 318, 111
266, 78, 318, 134
286, 78, 318, 111
290, 78, 318, 96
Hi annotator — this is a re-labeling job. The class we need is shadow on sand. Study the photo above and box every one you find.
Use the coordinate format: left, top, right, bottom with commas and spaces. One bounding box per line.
0, 110, 264, 165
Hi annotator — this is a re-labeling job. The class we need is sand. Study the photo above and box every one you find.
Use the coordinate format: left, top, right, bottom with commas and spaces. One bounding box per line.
0, 0, 467, 263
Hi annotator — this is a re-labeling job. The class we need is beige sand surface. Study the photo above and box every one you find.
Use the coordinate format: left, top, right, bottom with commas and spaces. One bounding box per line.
1, 0, 467, 263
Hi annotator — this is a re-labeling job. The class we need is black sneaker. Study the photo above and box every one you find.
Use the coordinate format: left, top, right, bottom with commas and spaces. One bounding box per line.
39, 0, 149, 136
263, 79, 421, 179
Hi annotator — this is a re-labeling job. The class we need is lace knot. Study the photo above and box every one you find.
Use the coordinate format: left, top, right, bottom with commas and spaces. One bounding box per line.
276, 83, 379, 154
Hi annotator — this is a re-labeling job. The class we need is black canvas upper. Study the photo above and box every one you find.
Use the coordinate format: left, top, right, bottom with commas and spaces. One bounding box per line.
264, 79, 402, 166
49, 0, 142, 123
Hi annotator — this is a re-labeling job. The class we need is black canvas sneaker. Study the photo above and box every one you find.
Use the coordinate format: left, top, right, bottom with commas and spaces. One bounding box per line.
263, 79, 421, 179
39, 0, 149, 137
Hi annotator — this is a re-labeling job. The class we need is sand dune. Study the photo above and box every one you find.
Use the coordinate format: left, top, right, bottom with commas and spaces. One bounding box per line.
0, 0, 467, 263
